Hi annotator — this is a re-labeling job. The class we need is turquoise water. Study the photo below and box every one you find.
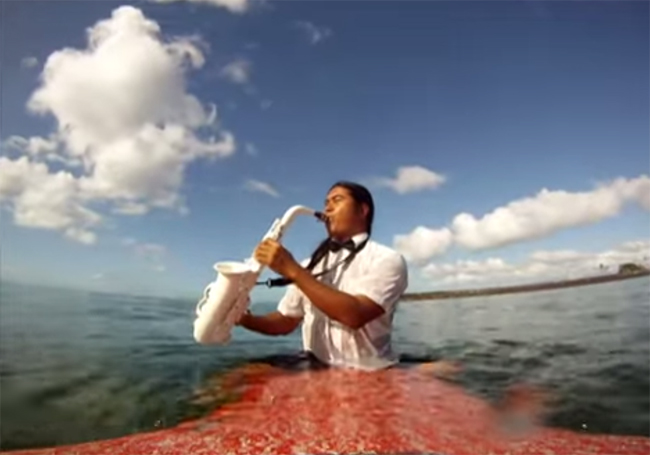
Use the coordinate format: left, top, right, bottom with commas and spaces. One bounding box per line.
1, 277, 649, 451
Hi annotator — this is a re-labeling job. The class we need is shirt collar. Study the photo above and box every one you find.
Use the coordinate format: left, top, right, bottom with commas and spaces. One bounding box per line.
328, 232, 369, 252
350, 232, 369, 246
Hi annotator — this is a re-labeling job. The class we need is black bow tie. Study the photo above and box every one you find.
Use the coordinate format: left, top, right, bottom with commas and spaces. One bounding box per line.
327, 239, 356, 253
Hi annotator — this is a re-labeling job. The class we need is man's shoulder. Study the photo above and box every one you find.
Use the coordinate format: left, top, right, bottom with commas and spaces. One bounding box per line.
363, 238, 407, 269
299, 257, 312, 267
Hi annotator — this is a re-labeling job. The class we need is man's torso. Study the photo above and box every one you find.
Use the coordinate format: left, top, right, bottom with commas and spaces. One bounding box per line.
278, 234, 408, 370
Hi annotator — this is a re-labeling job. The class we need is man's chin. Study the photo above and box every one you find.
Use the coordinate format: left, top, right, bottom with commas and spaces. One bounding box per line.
326, 222, 350, 240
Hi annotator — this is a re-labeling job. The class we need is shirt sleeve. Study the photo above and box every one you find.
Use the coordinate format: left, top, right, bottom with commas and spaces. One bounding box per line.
347, 252, 408, 312
277, 284, 306, 318
276, 257, 310, 318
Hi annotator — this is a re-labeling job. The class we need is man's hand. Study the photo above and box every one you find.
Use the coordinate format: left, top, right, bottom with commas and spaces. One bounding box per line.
235, 309, 250, 326
254, 239, 300, 278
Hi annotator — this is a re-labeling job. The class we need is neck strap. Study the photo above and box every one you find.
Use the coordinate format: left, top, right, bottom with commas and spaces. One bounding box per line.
259, 238, 369, 288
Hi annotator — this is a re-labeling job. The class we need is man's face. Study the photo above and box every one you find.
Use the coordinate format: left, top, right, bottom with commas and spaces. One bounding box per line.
323, 186, 366, 239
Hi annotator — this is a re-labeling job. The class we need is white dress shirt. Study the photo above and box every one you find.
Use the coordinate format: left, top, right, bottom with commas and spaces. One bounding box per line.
277, 232, 408, 371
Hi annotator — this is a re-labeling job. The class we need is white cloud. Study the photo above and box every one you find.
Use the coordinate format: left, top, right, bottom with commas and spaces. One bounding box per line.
220, 58, 252, 85
619, 240, 650, 253
0, 157, 101, 244
393, 226, 453, 264
3, 134, 82, 167
452, 175, 650, 250
528, 249, 590, 264
294, 21, 332, 45
422, 240, 650, 288
260, 99, 273, 110
393, 175, 650, 264
372, 166, 446, 194
112, 202, 149, 215
0, 6, 236, 243
4, 134, 58, 156
423, 257, 513, 285
149, 0, 251, 14
244, 179, 279, 198
21, 56, 39, 68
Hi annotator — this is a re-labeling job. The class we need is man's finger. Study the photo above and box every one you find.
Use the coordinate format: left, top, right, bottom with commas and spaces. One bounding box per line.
256, 241, 271, 255
264, 238, 279, 248
254, 248, 266, 262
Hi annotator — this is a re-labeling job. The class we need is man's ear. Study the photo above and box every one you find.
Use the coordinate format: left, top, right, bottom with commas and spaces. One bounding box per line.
360, 202, 369, 219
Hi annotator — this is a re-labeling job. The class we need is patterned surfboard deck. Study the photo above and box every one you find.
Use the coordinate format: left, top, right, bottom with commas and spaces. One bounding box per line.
4, 365, 650, 455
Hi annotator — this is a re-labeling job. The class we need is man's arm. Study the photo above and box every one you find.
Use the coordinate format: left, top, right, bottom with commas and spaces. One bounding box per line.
253, 239, 407, 331
287, 253, 407, 330
237, 277, 306, 336
287, 267, 381, 329
237, 311, 302, 336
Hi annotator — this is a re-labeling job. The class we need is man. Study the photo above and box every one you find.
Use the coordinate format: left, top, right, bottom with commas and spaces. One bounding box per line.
237, 181, 408, 371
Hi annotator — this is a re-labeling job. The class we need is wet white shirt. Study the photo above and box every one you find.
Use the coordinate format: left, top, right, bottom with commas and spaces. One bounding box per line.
277, 232, 408, 371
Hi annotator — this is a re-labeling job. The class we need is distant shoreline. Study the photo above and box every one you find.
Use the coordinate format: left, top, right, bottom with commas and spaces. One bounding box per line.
401, 270, 650, 301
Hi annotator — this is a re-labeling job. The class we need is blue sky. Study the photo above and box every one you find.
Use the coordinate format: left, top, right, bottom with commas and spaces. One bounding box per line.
1, 0, 648, 300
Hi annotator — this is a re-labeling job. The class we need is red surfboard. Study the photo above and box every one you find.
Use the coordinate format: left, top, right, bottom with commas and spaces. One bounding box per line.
5, 364, 649, 455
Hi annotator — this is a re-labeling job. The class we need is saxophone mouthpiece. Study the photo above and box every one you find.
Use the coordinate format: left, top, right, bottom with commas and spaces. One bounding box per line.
315, 211, 328, 222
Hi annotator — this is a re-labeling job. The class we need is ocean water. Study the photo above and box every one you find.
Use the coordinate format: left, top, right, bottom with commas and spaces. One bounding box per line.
1, 277, 649, 451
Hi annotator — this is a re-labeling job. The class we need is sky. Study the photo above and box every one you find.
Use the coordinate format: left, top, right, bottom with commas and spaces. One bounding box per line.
1, 0, 648, 301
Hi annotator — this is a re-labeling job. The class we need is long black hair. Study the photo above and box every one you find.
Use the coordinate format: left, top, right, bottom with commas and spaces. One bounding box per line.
304, 181, 375, 272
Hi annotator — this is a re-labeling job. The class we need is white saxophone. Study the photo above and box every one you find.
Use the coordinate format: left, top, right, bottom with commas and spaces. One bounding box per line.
193, 205, 325, 345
